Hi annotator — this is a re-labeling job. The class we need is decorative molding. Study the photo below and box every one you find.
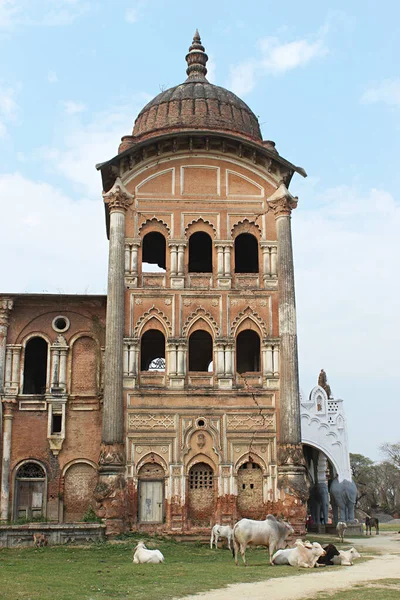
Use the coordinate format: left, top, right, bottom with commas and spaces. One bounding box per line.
103, 177, 134, 211
184, 217, 217, 238
182, 306, 220, 337
230, 305, 268, 337
0, 298, 13, 327
227, 413, 275, 431
231, 217, 262, 239
133, 305, 172, 337
128, 413, 175, 430
138, 216, 171, 237
267, 183, 298, 217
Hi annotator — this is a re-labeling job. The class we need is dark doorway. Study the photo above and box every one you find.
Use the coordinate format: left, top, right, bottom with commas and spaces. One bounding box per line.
189, 232, 213, 272
22, 337, 48, 394
236, 330, 260, 373
142, 232, 166, 271
140, 330, 165, 371
234, 233, 259, 273
189, 331, 213, 371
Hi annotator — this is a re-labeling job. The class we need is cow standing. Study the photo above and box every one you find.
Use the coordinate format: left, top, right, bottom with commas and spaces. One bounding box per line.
233, 515, 294, 566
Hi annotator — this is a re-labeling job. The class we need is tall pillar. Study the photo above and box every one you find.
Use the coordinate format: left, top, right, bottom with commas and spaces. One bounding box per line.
94, 178, 133, 535
268, 183, 308, 503
0, 298, 14, 522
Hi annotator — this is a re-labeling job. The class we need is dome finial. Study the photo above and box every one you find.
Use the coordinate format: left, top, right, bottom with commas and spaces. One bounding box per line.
185, 30, 208, 81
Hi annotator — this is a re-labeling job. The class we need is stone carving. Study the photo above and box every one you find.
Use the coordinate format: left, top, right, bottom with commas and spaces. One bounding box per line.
196, 433, 206, 448
230, 306, 268, 337
182, 306, 220, 337
135, 298, 143, 305
94, 473, 127, 533
98, 443, 125, 468
267, 183, 298, 218
278, 443, 304, 467
133, 305, 172, 336
318, 369, 332, 399
211, 299, 218, 306
128, 414, 175, 429
102, 177, 134, 212
164, 298, 172, 305
183, 299, 191, 306
0, 298, 13, 327
227, 414, 274, 431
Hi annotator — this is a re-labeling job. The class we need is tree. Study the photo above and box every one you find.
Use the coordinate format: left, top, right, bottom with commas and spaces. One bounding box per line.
380, 442, 400, 470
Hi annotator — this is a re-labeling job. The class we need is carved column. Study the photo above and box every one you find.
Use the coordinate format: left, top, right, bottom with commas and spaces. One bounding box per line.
0, 299, 13, 397
95, 178, 133, 534
268, 183, 308, 503
0, 400, 16, 521
0, 299, 14, 522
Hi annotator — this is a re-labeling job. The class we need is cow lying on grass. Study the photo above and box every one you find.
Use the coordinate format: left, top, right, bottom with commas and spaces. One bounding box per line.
317, 543, 340, 565
331, 547, 361, 566
210, 524, 233, 550
233, 515, 294, 566
133, 541, 164, 564
272, 539, 325, 568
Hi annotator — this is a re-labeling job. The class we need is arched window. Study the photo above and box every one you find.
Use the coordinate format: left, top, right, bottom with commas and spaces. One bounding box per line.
189, 232, 213, 273
188, 462, 215, 525
189, 331, 213, 372
236, 330, 260, 373
142, 232, 166, 272
22, 337, 48, 394
140, 330, 165, 371
63, 462, 98, 522
15, 462, 46, 520
234, 233, 259, 273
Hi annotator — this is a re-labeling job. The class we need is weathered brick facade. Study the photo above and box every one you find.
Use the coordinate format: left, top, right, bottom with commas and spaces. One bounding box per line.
0, 32, 308, 534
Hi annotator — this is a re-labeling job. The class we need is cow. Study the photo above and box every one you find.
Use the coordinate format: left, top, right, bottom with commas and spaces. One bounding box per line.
33, 533, 48, 548
336, 521, 347, 543
317, 543, 340, 566
331, 547, 361, 566
272, 539, 325, 568
210, 524, 233, 550
133, 541, 164, 564
233, 515, 294, 566
365, 516, 379, 535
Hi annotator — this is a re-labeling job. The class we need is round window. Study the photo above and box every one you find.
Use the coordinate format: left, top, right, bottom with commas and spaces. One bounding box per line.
196, 418, 206, 427
52, 316, 70, 333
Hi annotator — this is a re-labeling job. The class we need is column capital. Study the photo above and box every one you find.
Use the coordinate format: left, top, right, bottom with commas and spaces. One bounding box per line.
103, 177, 134, 212
0, 298, 13, 328
267, 183, 298, 218
1, 398, 17, 416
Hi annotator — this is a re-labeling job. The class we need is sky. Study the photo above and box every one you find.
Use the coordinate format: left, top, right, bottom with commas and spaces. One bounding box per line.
1, 0, 399, 462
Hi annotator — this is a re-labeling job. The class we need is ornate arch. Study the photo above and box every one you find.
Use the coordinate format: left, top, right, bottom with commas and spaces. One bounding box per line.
235, 452, 268, 475
134, 305, 172, 337
139, 217, 171, 238
182, 307, 220, 337
231, 218, 262, 240
136, 452, 168, 475
230, 306, 268, 337
186, 453, 216, 473
184, 217, 217, 239
61, 458, 97, 477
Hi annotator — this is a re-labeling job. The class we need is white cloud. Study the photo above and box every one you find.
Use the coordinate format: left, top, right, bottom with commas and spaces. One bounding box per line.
63, 100, 86, 115
260, 36, 328, 74
40, 93, 151, 197
47, 70, 58, 83
0, 172, 108, 293
228, 26, 328, 95
0, 83, 18, 138
0, 0, 19, 29
0, 0, 89, 29
206, 55, 216, 84
125, 7, 138, 23
361, 77, 400, 107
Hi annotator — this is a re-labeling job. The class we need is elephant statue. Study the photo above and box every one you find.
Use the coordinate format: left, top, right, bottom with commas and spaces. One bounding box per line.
329, 476, 357, 523
308, 482, 330, 525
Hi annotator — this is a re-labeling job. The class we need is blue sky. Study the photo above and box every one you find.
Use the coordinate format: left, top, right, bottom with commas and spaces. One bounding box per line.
1, 0, 399, 461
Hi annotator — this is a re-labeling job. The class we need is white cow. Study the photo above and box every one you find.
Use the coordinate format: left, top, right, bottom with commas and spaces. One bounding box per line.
332, 547, 361, 566
336, 521, 347, 543
133, 541, 164, 564
272, 539, 326, 568
233, 515, 294, 566
210, 524, 233, 550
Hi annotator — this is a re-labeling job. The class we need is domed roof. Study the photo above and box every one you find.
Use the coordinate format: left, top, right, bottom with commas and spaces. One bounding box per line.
131, 32, 262, 144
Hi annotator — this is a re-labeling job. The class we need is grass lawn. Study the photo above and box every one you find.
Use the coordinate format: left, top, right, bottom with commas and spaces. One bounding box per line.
0, 535, 322, 600
308, 579, 400, 600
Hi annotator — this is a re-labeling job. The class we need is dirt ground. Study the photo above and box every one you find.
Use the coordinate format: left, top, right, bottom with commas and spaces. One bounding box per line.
181, 533, 400, 600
